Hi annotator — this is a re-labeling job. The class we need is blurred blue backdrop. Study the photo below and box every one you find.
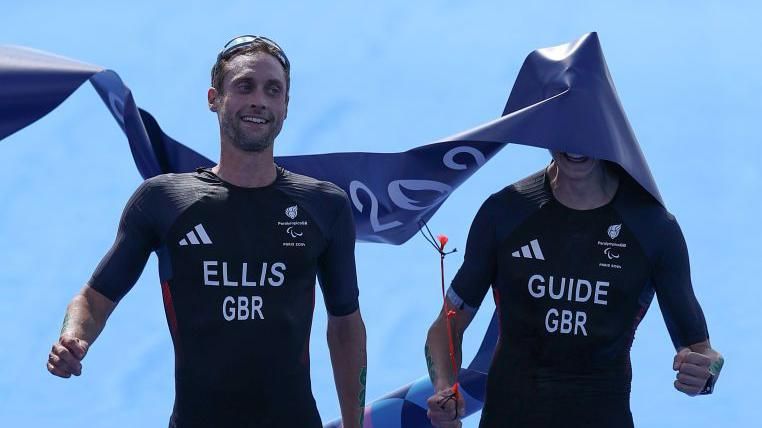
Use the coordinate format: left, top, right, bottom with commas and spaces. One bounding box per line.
1, 1, 759, 426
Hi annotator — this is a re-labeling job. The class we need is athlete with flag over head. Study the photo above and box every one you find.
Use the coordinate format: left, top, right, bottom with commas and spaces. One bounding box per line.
424, 34, 723, 428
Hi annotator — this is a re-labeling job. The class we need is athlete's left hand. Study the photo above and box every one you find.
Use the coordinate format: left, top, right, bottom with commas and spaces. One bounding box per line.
672, 348, 720, 396
427, 386, 464, 428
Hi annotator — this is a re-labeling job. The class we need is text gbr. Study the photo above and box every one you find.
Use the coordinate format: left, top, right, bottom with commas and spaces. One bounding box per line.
527, 274, 610, 336
202, 260, 287, 321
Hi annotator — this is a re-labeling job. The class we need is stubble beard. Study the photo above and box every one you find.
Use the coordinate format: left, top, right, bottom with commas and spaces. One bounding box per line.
222, 119, 276, 153
219, 106, 283, 153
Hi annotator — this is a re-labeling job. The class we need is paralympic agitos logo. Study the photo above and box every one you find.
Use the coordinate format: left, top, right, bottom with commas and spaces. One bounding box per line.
278, 205, 307, 247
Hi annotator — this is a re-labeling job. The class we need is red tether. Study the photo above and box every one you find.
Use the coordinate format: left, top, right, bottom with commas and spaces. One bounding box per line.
437, 234, 459, 395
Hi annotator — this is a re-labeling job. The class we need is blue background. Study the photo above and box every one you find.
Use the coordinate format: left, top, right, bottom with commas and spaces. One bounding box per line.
1, 1, 759, 426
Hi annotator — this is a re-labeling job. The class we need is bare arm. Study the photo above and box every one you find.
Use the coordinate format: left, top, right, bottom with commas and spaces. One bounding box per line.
425, 298, 475, 391
682, 339, 721, 358
425, 298, 475, 427
47, 285, 116, 378
327, 309, 367, 428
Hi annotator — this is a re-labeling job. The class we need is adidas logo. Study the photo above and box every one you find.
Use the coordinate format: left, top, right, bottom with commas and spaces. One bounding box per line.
511, 239, 545, 260
179, 224, 213, 246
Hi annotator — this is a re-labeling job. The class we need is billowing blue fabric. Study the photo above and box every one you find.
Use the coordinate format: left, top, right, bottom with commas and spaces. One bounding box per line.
0, 32, 661, 426
0, 46, 100, 141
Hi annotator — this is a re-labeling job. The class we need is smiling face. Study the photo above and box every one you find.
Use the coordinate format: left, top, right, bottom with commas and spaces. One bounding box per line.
550, 151, 602, 180
208, 52, 289, 153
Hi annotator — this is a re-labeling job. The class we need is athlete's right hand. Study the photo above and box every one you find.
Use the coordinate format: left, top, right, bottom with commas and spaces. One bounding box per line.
47, 336, 89, 378
427, 386, 465, 428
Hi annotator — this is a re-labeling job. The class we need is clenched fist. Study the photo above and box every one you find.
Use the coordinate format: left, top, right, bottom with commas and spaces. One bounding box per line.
427, 386, 465, 428
47, 336, 89, 378
673, 348, 723, 396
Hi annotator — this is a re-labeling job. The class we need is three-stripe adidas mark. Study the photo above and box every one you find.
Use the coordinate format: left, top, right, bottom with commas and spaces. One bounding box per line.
179, 224, 213, 246
511, 239, 544, 260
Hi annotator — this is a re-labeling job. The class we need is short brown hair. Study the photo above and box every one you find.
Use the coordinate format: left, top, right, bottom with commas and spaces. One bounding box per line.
210, 42, 291, 94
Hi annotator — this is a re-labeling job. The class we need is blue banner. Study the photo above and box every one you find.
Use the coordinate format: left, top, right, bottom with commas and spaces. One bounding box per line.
0, 32, 661, 427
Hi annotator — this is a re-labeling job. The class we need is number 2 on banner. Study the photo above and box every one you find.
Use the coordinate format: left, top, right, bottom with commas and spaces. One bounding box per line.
349, 180, 403, 232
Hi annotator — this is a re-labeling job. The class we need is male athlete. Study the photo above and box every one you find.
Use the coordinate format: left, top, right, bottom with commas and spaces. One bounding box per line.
424, 152, 723, 427
47, 35, 367, 428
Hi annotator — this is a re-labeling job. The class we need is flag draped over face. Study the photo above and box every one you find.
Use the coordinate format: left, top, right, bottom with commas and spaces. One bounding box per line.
0, 32, 661, 427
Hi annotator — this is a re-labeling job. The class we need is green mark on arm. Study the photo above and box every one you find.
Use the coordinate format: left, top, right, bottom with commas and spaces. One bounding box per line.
709, 356, 724, 376
60, 312, 72, 335
358, 366, 367, 427
425, 344, 437, 384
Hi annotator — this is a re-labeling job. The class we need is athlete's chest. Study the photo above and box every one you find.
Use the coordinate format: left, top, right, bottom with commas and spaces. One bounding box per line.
167, 190, 325, 262
500, 202, 648, 282
158, 190, 326, 323
494, 202, 651, 338
159, 190, 327, 299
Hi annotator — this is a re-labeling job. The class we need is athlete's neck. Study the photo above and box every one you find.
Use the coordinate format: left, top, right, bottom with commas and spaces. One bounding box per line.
547, 162, 619, 210
212, 141, 277, 188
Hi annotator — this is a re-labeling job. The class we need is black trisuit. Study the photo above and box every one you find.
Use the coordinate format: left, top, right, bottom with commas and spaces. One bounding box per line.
447, 169, 709, 428
88, 167, 359, 428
